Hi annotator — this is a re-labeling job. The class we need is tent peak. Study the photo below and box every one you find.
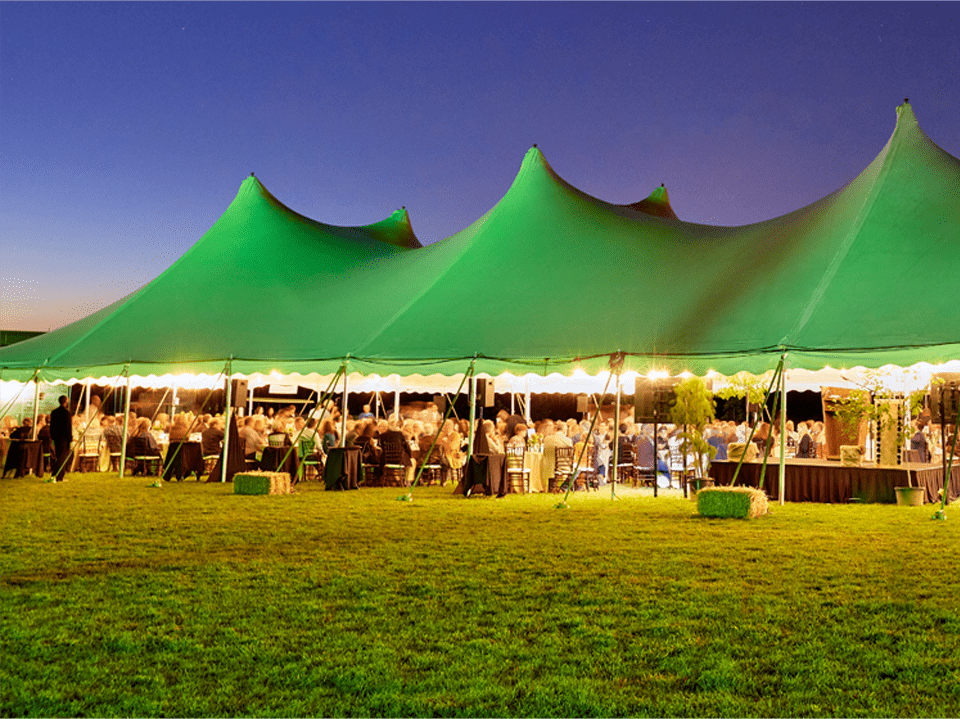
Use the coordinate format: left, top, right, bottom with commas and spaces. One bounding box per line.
894, 98, 919, 130
624, 184, 680, 220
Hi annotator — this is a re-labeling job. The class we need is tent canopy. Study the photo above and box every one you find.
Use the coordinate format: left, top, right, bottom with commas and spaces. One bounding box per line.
1, 101, 957, 383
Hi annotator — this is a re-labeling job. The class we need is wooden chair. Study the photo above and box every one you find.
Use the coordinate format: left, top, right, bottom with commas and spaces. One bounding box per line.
381, 440, 409, 487
127, 436, 162, 476
418, 444, 444, 486
505, 444, 531, 494
574, 443, 598, 491
203, 452, 220, 476
552, 445, 574, 492
634, 438, 657, 487
610, 442, 635, 484
78, 435, 102, 473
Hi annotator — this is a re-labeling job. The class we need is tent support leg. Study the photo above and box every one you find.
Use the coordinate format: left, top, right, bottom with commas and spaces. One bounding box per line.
340, 368, 348, 447
467, 375, 477, 469
612, 372, 621, 500
779, 353, 788, 506
222, 361, 233, 483
119, 369, 132, 477
31, 377, 41, 441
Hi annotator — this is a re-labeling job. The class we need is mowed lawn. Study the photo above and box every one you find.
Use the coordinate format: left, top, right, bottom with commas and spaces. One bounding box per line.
2, 474, 960, 718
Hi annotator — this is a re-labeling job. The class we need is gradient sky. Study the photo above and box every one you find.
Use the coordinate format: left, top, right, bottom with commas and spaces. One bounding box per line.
2, 2, 957, 332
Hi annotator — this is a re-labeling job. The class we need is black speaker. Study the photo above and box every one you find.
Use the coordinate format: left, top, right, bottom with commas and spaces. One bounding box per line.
634, 377, 679, 423
634, 378, 656, 423
930, 373, 960, 424
576, 394, 589, 413
476, 378, 495, 407
433, 394, 447, 413
230, 378, 248, 408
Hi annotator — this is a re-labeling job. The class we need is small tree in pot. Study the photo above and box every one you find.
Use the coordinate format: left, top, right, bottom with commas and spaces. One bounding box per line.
669, 377, 717, 490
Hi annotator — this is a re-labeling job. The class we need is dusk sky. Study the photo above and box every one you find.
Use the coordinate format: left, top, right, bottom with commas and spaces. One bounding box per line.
1, 2, 957, 332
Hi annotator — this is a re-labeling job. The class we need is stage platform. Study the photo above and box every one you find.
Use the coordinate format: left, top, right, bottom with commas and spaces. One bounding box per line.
710, 458, 960, 504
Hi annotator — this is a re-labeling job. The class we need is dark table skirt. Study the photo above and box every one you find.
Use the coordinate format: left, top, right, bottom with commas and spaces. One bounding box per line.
163, 442, 205, 480
324, 446, 360, 490
2, 440, 44, 479
455, 453, 507, 496
710, 459, 960, 504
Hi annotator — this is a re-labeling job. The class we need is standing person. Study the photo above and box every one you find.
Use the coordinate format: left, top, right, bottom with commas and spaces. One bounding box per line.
50, 395, 73, 482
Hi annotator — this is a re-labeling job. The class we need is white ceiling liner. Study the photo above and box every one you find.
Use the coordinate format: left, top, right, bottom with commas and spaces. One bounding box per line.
5, 361, 959, 397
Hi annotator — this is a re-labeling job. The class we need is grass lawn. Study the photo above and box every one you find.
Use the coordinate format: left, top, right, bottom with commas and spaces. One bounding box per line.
3, 473, 960, 717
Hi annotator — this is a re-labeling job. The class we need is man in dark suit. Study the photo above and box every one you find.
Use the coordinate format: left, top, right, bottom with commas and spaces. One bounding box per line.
50, 395, 73, 482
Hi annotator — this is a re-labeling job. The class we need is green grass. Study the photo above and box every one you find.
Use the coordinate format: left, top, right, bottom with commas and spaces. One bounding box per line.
3, 473, 960, 717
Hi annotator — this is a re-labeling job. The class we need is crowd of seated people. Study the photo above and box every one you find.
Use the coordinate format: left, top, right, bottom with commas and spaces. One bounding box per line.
4, 392, 953, 485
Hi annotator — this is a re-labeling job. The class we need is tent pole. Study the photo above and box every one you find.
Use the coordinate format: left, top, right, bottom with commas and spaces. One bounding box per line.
394, 389, 400, 421
31, 376, 41, 441
119, 368, 132, 477
85, 380, 91, 422
612, 372, 621, 499
524, 382, 531, 424
247, 381, 254, 417
222, 361, 233, 483
340, 368, 348, 448
171, 386, 178, 420
779, 353, 788, 506
510, 391, 515, 416
467, 373, 477, 466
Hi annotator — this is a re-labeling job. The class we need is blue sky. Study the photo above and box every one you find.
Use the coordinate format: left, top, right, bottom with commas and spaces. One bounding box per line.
1, 1, 957, 331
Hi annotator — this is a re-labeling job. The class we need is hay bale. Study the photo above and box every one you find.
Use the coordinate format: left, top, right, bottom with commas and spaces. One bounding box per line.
234, 471, 292, 495
697, 486, 769, 519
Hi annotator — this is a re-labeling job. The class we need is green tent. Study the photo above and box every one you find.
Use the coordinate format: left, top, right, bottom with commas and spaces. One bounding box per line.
329, 101, 960, 377
0, 176, 420, 380
1, 101, 957, 382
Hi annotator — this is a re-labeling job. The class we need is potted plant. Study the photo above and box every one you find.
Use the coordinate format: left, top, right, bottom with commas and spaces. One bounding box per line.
669, 377, 718, 498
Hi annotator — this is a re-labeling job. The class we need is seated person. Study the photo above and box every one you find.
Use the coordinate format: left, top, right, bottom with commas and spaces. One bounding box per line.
319, 418, 340, 454
201, 418, 225, 456
102, 416, 124, 454
911, 421, 931, 463
127, 418, 162, 470
267, 418, 292, 447
482, 420, 504, 454
379, 419, 413, 466
705, 427, 727, 461
298, 418, 323, 455
168, 414, 190, 443
635, 428, 657, 468
506, 423, 528, 449
239, 417, 266, 459
353, 422, 380, 465
10, 418, 33, 442
796, 423, 816, 459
